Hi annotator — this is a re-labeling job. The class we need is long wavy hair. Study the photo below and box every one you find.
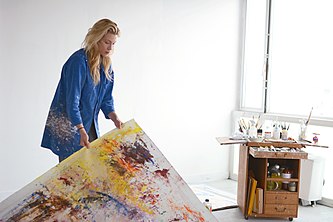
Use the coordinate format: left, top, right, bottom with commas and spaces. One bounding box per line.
82, 19, 120, 85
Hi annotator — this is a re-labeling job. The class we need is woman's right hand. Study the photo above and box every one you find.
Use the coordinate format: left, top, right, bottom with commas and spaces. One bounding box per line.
79, 128, 90, 148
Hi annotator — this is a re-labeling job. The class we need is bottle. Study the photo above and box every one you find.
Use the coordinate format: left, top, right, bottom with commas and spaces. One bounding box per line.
272, 123, 281, 140
267, 162, 271, 177
257, 128, 263, 141
299, 120, 307, 141
270, 164, 282, 190
264, 125, 272, 139
248, 120, 257, 139
270, 164, 280, 177
282, 168, 292, 190
203, 199, 212, 212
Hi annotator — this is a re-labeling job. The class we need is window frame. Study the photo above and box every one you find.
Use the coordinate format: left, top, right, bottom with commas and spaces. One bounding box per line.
239, 0, 333, 125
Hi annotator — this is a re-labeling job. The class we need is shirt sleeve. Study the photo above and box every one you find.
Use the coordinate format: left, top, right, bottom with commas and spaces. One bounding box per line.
101, 71, 115, 119
63, 56, 86, 126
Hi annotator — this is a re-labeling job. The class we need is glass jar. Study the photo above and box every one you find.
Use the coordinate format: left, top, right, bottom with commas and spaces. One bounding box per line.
288, 182, 296, 192
282, 168, 292, 190
299, 120, 307, 140
281, 129, 288, 140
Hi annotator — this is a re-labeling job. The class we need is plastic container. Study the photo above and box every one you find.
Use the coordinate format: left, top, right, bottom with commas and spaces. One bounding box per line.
272, 124, 281, 140
264, 126, 272, 139
203, 199, 212, 212
248, 120, 257, 139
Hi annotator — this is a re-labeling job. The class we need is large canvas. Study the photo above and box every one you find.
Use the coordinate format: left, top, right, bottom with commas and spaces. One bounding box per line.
0, 119, 217, 221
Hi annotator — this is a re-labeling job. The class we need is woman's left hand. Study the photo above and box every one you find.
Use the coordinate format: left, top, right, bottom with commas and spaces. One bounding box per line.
113, 118, 123, 129
108, 111, 123, 129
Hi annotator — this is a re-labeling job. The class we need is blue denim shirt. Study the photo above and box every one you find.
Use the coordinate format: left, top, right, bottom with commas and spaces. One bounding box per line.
41, 49, 115, 157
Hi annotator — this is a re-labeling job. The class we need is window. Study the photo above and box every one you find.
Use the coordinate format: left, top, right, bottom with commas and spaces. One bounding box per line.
237, 0, 333, 203
241, 0, 267, 111
242, 0, 333, 120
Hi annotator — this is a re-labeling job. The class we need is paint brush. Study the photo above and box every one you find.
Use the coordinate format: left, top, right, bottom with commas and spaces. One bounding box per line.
256, 115, 263, 129
305, 107, 313, 126
238, 120, 243, 132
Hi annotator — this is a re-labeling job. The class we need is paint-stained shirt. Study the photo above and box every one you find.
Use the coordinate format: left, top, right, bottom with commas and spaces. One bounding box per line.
41, 48, 115, 158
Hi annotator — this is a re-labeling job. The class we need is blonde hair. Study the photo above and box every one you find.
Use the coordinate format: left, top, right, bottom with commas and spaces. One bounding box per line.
82, 19, 120, 85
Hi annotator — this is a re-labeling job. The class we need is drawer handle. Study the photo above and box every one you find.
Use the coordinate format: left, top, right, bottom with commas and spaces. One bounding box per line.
274, 153, 287, 157
275, 207, 287, 212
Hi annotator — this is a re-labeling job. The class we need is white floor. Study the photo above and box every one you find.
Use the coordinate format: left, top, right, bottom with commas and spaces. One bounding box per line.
201, 179, 333, 222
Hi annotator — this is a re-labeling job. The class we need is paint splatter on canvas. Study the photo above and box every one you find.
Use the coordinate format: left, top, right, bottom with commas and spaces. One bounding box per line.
0, 119, 217, 221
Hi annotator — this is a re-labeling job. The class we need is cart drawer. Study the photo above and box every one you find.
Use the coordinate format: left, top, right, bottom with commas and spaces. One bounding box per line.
265, 193, 298, 204
249, 147, 308, 159
264, 204, 297, 216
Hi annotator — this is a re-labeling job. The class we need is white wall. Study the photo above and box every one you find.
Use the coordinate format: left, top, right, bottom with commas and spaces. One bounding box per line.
0, 0, 243, 200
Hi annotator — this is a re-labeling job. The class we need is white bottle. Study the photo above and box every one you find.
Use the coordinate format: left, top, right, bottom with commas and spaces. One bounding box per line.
272, 123, 281, 140
264, 125, 272, 139
248, 120, 257, 139
204, 199, 212, 212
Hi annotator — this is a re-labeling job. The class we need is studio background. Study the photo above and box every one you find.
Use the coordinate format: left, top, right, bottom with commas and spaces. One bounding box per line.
0, 0, 243, 200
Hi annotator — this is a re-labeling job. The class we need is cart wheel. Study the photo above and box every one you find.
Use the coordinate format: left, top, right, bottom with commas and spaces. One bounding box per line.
311, 201, 317, 207
289, 217, 293, 221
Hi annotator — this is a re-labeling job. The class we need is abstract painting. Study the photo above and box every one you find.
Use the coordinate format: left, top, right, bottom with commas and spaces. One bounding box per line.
0, 119, 217, 221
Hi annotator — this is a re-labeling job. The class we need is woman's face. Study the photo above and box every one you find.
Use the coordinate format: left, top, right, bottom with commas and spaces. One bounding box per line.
98, 32, 117, 57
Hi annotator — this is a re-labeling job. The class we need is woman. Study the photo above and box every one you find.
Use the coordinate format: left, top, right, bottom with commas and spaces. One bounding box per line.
41, 19, 122, 162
